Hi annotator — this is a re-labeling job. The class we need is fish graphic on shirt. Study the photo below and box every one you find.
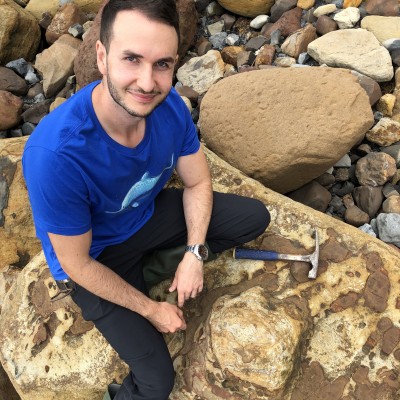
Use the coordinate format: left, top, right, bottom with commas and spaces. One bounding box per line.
106, 154, 174, 214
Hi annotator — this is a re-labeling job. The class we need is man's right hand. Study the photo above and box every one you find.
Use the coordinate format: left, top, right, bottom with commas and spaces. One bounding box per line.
147, 301, 187, 333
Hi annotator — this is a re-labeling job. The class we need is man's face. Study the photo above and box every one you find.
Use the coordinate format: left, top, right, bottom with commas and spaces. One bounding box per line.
98, 10, 179, 118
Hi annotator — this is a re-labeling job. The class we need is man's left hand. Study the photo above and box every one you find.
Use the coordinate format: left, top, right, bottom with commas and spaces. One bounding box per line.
169, 252, 203, 307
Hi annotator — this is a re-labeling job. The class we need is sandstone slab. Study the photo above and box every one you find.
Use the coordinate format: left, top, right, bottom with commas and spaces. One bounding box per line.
361, 16, 400, 43
217, 0, 275, 17
0, 137, 41, 272
199, 67, 374, 193
307, 29, 394, 82
35, 34, 82, 98
0, 0, 41, 65
2, 145, 400, 399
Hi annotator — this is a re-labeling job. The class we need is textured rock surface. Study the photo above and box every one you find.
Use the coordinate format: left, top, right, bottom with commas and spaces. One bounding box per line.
199, 67, 374, 193
0, 0, 41, 65
0, 137, 41, 272
217, 0, 275, 17
307, 28, 394, 82
361, 16, 400, 44
2, 145, 400, 399
0, 253, 128, 400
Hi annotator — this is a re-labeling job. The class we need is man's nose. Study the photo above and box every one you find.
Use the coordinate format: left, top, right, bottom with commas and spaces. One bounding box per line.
137, 65, 155, 93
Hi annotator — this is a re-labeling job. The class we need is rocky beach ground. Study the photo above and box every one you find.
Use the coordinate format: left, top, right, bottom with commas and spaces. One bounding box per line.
1, 0, 400, 399
1, 0, 400, 252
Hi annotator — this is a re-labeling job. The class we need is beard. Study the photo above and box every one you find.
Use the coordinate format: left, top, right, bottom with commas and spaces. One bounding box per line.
106, 71, 166, 118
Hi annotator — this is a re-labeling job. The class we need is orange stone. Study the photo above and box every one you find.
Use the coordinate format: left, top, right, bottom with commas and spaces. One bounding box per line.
343, 0, 362, 8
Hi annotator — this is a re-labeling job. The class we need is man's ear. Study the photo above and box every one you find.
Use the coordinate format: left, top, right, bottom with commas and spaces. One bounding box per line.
96, 40, 107, 75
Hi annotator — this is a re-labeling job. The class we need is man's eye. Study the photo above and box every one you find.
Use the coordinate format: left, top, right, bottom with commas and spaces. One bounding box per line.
155, 61, 170, 69
126, 56, 138, 62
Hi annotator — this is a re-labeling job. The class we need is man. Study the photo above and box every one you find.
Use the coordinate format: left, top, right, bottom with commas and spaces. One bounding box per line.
22, 0, 270, 399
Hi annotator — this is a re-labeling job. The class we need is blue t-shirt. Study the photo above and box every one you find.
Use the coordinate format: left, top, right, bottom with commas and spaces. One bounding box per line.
22, 81, 200, 280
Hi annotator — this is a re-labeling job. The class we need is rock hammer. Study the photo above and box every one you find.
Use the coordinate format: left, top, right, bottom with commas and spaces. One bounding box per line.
233, 230, 320, 279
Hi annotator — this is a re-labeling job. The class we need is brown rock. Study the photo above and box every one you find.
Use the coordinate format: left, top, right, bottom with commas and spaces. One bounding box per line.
344, 205, 370, 227
21, 100, 52, 124
0, 90, 23, 130
281, 24, 317, 59
199, 67, 374, 193
217, 0, 275, 17
255, 44, 276, 66
0, 66, 28, 96
366, 117, 400, 146
45, 3, 88, 45
351, 71, 382, 106
0, 0, 41, 65
355, 153, 397, 187
377, 317, 393, 331
365, 0, 399, 16
382, 327, 400, 355
316, 15, 338, 36
196, 39, 213, 56
74, 0, 198, 89
263, 7, 303, 40
364, 270, 390, 313
175, 86, 199, 104
330, 292, 359, 312
353, 185, 383, 217
221, 46, 244, 65
382, 195, 400, 213
270, 0, 297, 22
288, 181, 332, 212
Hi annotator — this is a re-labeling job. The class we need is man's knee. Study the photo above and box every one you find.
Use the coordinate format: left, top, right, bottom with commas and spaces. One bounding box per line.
247, 198, 271, 237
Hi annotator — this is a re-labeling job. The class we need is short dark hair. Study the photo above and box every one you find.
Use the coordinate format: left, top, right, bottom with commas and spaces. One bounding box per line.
100, 0, 180, 52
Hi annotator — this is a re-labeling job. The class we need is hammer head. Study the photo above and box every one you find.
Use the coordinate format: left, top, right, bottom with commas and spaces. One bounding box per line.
308, 230, 319, 279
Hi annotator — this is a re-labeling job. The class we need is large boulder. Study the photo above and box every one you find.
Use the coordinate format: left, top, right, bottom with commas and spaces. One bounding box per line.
217, 0, 275, 17
0, 0, 41, 65
307, 28, 394, 82
0, 137, 41, 273
74, 0, 198, 89
2, 146, 400, 399
25, 0, 104, 19
199, 67, 374, 194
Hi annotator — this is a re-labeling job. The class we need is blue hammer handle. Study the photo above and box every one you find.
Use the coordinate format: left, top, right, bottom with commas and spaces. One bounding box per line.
234, 248, 281, 261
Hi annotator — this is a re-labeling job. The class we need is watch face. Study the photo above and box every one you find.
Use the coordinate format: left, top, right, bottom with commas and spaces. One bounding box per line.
198, 245, 208, 260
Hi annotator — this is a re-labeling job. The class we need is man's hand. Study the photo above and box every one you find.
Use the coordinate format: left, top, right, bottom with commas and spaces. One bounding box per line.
169, 252, 204, 307
146, 301, 187, 333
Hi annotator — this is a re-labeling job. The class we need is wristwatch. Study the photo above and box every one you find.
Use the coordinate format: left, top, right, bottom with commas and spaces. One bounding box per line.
185, 244, 209, 261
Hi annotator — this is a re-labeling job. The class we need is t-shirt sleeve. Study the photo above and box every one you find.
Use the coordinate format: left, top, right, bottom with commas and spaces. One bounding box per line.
22, 146, 91, 237
178, 97, 200, 157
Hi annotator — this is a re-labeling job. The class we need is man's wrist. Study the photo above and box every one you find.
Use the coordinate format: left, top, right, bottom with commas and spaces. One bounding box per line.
185, 243, 208, 261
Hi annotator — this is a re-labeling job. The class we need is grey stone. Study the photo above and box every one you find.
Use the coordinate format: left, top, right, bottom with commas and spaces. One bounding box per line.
270, 29, 282, 45
209, 32, 228, 50
245, 36, 268, 51
376, 213, 400, 243
380, 144, 400, 167
382, 182, 399, 198
270, 0, 297, 23
298, 52, 310, 64
334, 154, 351, 168
68, 23, 84, 38
225, 34, 240, 46
383, 38, 400, 51
9, 129, 22, 138
358, 223, 377, 238
21, 122, 36, 136
250, 15, 270, 29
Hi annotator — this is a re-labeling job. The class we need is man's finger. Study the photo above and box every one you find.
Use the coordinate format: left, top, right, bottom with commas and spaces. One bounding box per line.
178, 291, 185, 307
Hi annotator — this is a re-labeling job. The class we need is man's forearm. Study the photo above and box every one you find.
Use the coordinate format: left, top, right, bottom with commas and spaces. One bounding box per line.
182, 179, 213, 245
66, 258, 156, 318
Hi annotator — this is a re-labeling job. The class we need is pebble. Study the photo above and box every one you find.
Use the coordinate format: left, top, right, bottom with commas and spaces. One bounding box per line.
358, 223, 377, 238
381, 144, 400, 167
225, 34, 240, 46
333, 7, 360, 29
334, 154, 352, 168
209, 32, 228, 50
207, 20, 225, 36
382, 195, 400, 213
250, 15, 269, 29
313, 4, 337, 18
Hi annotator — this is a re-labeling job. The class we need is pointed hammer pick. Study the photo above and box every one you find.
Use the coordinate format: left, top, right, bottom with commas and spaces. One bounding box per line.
233, 230, 320, 279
